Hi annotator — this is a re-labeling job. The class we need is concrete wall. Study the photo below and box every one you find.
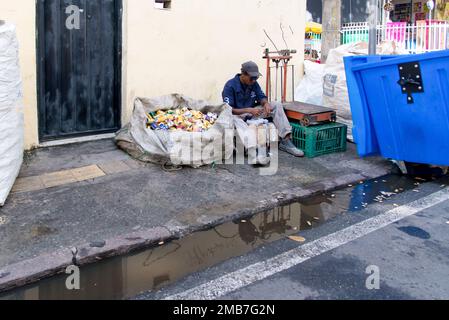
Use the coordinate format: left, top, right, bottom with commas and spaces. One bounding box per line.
1, 0, 306, 150
122, 0, 306, 124
0, 0, 38, 150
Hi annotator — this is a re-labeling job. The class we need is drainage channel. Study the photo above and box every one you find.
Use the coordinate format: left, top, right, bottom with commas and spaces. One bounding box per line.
0, 174, 442, 300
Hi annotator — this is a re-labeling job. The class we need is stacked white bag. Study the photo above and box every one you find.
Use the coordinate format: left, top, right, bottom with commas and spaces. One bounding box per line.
294, 60, 325, 106
322, 41, 409, 141
0, 22, 24, 206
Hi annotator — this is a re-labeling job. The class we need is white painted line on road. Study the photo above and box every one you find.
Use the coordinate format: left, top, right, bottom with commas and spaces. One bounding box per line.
165, 187, 449, 300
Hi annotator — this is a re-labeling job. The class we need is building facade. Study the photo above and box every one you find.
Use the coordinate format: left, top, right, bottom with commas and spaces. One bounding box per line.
307, 0, 369, 24
1, 0, 306, 150
387, 0, 449, 23
308, 0, 449, 25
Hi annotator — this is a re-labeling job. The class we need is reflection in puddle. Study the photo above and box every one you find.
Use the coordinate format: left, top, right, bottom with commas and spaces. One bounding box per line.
0, 174, 433, 300
1, 204, 303, 300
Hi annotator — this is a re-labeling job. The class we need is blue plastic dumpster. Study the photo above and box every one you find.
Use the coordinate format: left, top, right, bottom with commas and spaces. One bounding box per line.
344, 50, 449, 166
344, 55, 398, 157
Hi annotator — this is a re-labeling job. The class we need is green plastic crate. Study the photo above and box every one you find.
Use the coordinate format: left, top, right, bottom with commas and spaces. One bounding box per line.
291, 122, 347, 158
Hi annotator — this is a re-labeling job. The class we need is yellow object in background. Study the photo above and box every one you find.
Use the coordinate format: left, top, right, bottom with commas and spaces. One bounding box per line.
305, 22, 322, 34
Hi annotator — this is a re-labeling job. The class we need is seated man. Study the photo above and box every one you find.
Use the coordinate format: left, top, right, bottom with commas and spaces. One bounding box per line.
222, 61, 304, 160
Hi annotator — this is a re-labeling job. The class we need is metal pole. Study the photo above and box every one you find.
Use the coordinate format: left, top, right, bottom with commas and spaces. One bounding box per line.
269, 67, 272, 102
280, 65, 283, 103
265, 49, 271, 102
428, 1, 434, 21
282, 61, 288, 103
368, 0, 379, 55
381, 0, 388, 25
291, 65, 295, 102
275, 62, 279, 102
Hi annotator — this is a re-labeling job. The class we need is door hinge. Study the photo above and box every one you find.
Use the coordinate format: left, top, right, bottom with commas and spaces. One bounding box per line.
397, 61, 424, 104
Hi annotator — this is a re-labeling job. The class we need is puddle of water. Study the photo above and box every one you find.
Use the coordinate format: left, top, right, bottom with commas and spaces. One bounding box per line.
0, 174, 443, 300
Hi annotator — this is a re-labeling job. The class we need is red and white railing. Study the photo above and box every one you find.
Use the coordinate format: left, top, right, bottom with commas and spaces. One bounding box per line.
340, 21, 449, 54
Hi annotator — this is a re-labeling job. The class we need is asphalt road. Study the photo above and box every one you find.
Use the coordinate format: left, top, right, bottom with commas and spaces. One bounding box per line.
136, 175, 449, 300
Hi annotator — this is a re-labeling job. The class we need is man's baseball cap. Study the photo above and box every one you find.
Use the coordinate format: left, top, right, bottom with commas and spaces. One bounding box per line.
241, 61, 262, 78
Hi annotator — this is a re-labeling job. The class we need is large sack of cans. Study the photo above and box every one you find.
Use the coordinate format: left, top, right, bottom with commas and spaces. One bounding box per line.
146, 108, 218, 132
116, 94, 234, 167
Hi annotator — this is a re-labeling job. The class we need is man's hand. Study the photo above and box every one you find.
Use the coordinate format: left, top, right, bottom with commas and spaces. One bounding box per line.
262, 102, 271, 117
249, 108, 263, 117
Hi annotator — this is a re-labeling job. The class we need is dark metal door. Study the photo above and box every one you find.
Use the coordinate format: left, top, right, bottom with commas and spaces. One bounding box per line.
37, 0, 122, 141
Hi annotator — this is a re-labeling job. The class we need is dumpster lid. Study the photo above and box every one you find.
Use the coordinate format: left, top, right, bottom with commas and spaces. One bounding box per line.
351, 50, 449, 72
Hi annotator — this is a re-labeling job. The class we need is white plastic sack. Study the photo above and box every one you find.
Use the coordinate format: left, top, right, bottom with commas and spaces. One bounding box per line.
0, 23, 23, 206
322, 41, 408, 141
294, 60, 325, 106
116, 94, 234, 167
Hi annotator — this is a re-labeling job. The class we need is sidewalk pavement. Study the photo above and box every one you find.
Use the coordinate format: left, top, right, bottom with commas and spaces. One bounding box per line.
0, 138, 394, 292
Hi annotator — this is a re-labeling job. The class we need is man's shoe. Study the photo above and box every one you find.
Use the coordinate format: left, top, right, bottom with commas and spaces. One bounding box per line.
247, 147, 271, 165
279, 139, 305, 157
255, 154, 271, 166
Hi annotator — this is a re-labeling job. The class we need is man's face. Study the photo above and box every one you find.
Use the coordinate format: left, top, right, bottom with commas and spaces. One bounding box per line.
241, 72, 259, 86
